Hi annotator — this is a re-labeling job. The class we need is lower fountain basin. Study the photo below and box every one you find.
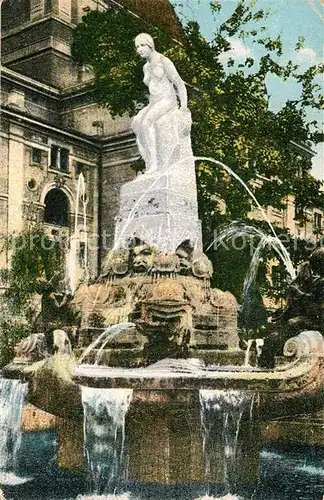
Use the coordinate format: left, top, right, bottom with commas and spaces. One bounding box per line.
2, 331, 323, 421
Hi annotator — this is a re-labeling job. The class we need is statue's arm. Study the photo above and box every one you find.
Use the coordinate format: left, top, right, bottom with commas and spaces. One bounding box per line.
162, 55, 188, 108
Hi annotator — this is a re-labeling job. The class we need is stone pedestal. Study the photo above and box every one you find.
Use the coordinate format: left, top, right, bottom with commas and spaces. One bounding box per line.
126, 400, 204, 484
114, 158, 202, 252
22, 404, 56, 432
56, 417, 84, 472
125, 397, 261, 487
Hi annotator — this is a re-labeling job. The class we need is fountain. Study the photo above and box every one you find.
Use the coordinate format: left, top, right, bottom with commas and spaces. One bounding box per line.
1, 34, 323, 499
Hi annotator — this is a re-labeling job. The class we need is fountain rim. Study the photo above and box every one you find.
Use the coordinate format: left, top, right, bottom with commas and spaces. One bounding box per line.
73, 354, 320, 392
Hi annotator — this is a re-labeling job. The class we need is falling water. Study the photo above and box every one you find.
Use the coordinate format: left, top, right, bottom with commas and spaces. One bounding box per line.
0, 378, 29, 485
206, 222, 295, 283
76, 494, 132, 500
243, 339, 255, 367
199, 390, 254, 497
66, 172, 88, 295
194, 495, 243, 500
81, 387, 133, 495
78, 323, 135, 365
196, 158, 282, 243
209, 223, 296, 327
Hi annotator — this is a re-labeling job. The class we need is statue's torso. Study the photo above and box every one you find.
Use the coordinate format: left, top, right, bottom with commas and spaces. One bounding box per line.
144, 60, 176, 103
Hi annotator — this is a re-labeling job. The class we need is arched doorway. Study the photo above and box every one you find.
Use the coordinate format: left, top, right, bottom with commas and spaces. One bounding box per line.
44, 188, 69, 226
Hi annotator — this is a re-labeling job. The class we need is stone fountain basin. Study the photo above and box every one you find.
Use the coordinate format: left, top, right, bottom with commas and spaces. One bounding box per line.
16, 355, 324, 420
3, 331, 324, 421
74, 355, 322, 393
73, 331, 324, 417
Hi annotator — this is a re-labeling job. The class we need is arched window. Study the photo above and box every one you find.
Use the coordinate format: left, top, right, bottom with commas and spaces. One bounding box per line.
44, 188, 69, 226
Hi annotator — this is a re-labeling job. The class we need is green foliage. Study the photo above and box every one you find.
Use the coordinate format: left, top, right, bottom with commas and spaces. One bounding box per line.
1, 226, 64, 315
0, 319, 31, 368
71, 7, 174, 116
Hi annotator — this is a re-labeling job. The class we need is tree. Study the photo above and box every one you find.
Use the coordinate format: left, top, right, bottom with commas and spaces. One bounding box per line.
0, 226, 64, 316
0, 226, 67, 366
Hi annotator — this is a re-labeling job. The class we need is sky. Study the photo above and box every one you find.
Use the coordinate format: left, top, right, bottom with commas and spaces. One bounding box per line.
171, 0, 324, 181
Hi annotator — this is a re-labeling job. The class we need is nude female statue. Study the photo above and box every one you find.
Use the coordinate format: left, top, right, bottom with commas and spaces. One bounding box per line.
132, 33, 190, 174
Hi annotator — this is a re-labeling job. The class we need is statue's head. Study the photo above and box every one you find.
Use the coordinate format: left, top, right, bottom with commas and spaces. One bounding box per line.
135, 33, 155, 58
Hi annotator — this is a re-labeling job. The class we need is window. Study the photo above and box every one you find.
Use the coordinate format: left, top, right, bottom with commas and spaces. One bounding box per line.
45, 0, 51, 13
314, 212, 322, 231
60, 148, 69, 172
294, 204, 304, 219
50, 145, 69, 172
27, 179, 37, 191
44, 188, 69, 226
50, 145, 59, 169
31, 147, 42, 165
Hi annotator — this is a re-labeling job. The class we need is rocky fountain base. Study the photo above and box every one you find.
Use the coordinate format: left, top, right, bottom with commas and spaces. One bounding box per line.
71, 241, 240, 367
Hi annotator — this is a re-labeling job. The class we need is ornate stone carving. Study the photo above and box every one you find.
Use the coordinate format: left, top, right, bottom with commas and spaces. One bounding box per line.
132, 243, 154, 274
260, 247, 324, 368
14, 333, 48, 362
100, 249, 130, 279
152, 251, 180, 277
100, 241, 213, 282
54, 174, 67, 188
22, 201, 42, 222
283, 330, 324, 360
191, 250, 213, 279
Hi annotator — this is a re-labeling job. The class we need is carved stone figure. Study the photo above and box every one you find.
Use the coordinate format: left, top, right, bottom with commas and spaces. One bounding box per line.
191, 251, 213, 279
100, 249, 129, 278
52, 329, 72, 355
135, 279, 192, 361
114, 34, 202, 252
175, 241, 194, 274
132, 243, 155, 274
272, 247, 324, 333
259, 247, 324, 368
14, 333, 48, 361
132, 33, 191, 174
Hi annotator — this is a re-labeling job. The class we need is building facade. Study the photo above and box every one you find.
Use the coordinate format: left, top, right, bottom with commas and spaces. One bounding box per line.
0, 0, 323, 293
0, 0, 143, 289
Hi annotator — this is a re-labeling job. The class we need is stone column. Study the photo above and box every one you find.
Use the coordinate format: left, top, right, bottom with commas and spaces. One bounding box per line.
126, 406, 171, 483
56, 417, 84, 472
50, 0, 71, 21
125, 395, 261, 489
0, 129, 9, 272
126, 400, 204, 484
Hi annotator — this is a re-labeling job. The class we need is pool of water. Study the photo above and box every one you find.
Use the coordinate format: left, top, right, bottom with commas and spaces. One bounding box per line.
1, 431, 323, 500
